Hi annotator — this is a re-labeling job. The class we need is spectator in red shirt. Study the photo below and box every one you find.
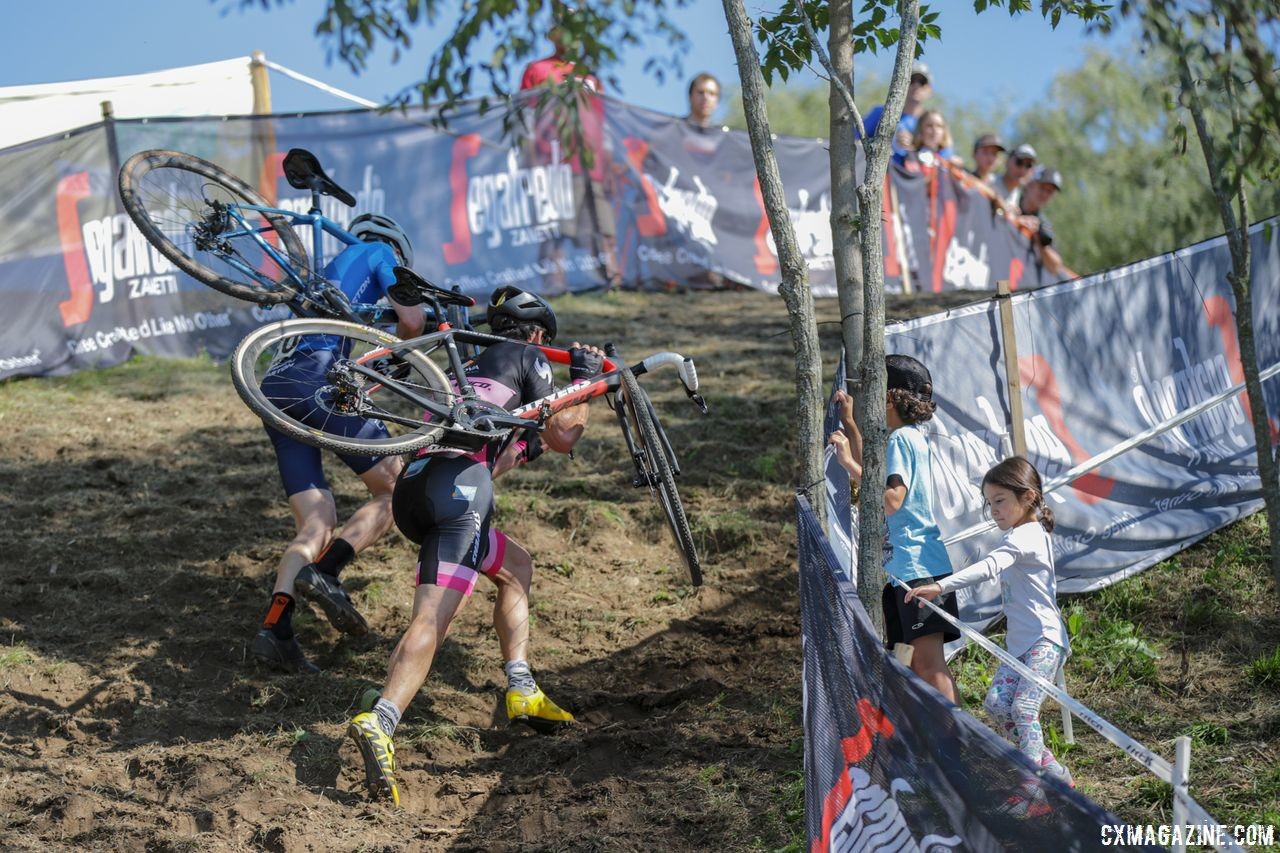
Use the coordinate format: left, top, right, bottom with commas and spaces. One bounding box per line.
520, 22, 619, 291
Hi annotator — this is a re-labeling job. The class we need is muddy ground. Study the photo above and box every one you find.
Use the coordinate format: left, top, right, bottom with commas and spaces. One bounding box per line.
0, 289, 876, 852
6, 288, 1271, 852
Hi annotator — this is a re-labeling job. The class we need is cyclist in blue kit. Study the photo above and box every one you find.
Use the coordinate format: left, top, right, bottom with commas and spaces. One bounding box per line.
346, 286, 605, 806
252, 213, 428, 673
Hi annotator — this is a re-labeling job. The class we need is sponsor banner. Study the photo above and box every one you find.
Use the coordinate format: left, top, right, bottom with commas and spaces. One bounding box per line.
826, 218, 1280, 630
1, 99, 1067, 379
798, 495, 1159, 852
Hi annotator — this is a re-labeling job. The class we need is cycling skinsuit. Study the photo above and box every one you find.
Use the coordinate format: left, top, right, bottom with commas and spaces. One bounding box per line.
391, 339, 555, 595
261, 241, 401, 496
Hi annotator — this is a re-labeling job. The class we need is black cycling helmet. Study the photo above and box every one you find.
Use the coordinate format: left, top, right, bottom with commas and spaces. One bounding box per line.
486, 286, 557, 342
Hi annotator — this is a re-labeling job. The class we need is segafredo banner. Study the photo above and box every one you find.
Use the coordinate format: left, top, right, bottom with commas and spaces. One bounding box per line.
825, 219, 1280, 628
2, 96, 1056, 379
797, 496, 1160, 853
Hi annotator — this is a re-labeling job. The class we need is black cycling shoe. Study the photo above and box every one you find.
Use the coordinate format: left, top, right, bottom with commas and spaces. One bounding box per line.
295, 564, 369, 637
251, 629, 320, 674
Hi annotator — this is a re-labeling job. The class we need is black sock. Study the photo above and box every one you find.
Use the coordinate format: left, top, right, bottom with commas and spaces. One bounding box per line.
315, 538, 356, 579
262, 592, 295, 640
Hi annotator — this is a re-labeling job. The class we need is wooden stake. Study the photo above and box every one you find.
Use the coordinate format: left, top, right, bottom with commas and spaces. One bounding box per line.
892, 643, 914, 667
997, 279, 1027, 457
250, 51, 272, 114
888, 179, 914, 294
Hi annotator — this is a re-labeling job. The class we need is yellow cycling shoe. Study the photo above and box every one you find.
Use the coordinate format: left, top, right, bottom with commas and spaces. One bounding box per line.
506, 686, 574, 733
347, 712, 400, 806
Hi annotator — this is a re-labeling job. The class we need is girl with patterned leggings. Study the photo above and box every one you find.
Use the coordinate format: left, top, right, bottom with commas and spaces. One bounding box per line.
905, 456, 1073, 789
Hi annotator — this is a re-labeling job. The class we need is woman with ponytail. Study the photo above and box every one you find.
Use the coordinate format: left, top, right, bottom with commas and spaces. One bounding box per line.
905, 456, 1073, 790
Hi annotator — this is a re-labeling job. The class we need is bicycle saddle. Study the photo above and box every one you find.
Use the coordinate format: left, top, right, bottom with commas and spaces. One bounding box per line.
389, 266, 477, 308
282, 148, 357, 207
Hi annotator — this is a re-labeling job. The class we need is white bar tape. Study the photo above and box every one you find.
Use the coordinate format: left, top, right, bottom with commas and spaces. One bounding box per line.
888, 575, 1244, 850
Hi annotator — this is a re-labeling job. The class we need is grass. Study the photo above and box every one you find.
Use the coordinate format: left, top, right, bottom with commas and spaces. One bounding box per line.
1247, 647, 1280, 689
0, 641, 35, 670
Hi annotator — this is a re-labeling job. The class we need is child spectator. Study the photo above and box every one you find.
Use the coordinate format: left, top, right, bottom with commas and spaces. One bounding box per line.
828, 355, 960, 703
904, 456, 1074, 790
970, 133, 1005, 184
900, 110, 960, 167
996, 143, 1037, 208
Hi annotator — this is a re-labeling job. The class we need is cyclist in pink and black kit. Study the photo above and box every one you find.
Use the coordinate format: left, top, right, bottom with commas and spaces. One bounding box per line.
346, 286, 604, 806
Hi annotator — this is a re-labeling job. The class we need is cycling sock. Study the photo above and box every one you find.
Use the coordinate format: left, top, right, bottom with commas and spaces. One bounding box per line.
505, 660, 538, 694
262, 592, 296, 640
372, 697, 402, 737
315, 538, 356, 579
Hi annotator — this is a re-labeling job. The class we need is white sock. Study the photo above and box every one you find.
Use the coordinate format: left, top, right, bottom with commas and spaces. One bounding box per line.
505, 659, 537, 693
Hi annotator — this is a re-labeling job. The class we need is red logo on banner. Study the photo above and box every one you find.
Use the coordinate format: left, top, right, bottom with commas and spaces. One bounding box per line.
443, 134, 483, 265
815, 699, 897, 853
621, 138, 667, 237
1203, 295, 1280, 443
57, 171, 94, 327
1008, 257, 1024, 291
751, 176, 778, 275
930, 197, 957, 294
881, 176, 901, 278
1019, 354, 1116, 503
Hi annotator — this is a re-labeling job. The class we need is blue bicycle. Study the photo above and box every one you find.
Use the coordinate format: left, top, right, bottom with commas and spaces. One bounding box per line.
118, 148, 450, 326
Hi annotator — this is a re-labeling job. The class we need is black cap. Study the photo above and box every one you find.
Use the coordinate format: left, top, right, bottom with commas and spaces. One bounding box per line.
973, 132, 1005, 153
886, 354, 932, 399
1032, 166, 1062, 189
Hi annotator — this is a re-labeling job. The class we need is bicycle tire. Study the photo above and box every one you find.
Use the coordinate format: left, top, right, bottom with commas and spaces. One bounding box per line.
620, 368, 702, 586
119, 149, 309, 305
231, 318, 453, 456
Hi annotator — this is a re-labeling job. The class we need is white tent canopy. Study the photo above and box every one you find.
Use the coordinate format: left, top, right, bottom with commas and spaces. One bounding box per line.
0, 57, 258, 150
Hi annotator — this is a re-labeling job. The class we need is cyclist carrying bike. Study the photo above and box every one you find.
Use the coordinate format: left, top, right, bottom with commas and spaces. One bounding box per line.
346, 286, 604, 806
253, 213, 428, 673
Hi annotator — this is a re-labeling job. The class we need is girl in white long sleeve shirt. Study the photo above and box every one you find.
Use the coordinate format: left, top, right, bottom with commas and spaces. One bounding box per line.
905, 456, 1073, 789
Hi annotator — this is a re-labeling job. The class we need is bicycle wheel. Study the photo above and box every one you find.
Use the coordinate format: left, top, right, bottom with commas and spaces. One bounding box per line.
619, 369, 702, 586
231, 318, 454, 456
119, 149, 309, 305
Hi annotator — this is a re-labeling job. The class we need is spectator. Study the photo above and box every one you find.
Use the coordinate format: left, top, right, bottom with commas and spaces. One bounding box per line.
863, 61, 936, 159
902, 110, 961, 167
686, 73, 721, 128
520, 19, 619, 291
996, 143, 1037, 208
1019, 166, 1078, 279
970, 133, 1005, 184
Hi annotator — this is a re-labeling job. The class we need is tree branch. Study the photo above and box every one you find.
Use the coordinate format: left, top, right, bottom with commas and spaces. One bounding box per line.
791, 0, 863, 133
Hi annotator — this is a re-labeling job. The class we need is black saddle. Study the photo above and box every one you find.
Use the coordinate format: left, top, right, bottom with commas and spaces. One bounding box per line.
282, 148, 357, 207
388, 266, 477, 309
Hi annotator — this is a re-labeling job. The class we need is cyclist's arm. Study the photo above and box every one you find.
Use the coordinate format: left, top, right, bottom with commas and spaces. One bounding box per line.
390, 298, 425, 340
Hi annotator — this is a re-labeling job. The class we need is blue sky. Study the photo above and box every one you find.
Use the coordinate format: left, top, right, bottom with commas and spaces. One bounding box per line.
2, 1, 1129, 121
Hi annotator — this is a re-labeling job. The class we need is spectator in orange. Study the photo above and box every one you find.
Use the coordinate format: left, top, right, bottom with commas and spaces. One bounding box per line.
686, 73, 721, 128
969, 133, 1005, 185
520, 17, 619, 291
1019, 166, 1078, 280
996, 143, 1037, 208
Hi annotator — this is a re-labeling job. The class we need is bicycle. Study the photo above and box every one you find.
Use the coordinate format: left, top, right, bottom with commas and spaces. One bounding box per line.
117, 147, 473, 333
230, 267, 708, 586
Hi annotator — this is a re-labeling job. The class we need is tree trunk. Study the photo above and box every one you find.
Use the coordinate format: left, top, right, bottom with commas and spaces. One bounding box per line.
852, 0, 920, 631
1179, 53, 1280, 590
721, 0, 827, 524
828, 0, 864, 382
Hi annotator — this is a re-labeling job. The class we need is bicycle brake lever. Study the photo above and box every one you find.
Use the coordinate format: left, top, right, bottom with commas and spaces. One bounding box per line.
689, 392, 709, 415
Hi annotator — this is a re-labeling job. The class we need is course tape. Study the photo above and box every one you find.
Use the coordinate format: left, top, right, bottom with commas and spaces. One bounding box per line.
889, 574, 1245, 851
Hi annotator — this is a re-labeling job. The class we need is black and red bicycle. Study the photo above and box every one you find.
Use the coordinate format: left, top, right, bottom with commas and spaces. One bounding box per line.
230, 268, 707, 585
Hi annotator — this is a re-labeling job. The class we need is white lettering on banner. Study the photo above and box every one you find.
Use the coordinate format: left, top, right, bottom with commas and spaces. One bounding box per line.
929, 401, 1005, 521
81, 213, 178, 305
1101, 824, 1274, 848
1131, 343, 1249, 466
829, 767, 962, 853
941, 234, 990, 291
650, 166, 719, 248
0, 349, 42, 371
275, 164, 387, 262
62, 311, 233, 356
465, 146, 574, 250
766, 189, 834, 270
